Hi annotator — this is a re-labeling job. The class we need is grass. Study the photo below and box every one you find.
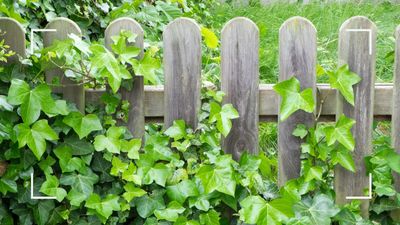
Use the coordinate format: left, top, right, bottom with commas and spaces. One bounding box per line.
209, 1, 400, 83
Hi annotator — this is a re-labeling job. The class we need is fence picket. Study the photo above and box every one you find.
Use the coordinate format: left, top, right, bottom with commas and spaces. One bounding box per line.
163, 18, 201, 128
221, 17, 259, 160
105, 18, 145, 138
0, 18, 25, 64
44, 18, 85, 112
336, 16, 376, 217
393, 26, 400, 192
278, 17, 317, 186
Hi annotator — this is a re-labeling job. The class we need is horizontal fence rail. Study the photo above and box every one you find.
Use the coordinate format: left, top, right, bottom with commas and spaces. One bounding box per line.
85, 83, 395, 121
1, 15, 400, 217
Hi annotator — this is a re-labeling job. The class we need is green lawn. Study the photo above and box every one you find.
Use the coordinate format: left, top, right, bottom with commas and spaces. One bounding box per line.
209, 2, 400, 83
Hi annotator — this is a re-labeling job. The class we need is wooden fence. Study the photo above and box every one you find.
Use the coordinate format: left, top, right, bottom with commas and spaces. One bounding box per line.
1, 15, 400, 215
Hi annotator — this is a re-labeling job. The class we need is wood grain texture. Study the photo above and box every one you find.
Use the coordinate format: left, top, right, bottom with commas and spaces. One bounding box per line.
221, 17, 259, 160
335, 16, 376, 217
163, 18, 201, 128
44, 18, 85, 112
0, 17, 25, 64
278, 16, 317, 186
393, 26, 400, 192
105, 17, 145, 138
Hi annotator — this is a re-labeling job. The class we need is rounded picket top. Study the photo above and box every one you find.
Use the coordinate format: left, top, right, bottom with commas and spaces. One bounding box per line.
105, 17, 144, 58
0, 17, 26, 62
44, 17, 81, 46
163, 17, 202, 129
221, 17, 259, 36
339, 16, 377, 33
279, 16, 316, 38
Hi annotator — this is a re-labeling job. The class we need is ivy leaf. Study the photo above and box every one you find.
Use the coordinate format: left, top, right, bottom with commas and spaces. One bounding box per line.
134, 194, 165, 218
15, 119, 58, 160
63, 112, 102, 139
327, 65, 361, 106
142, 163, 173, 187
53, 145, 85, 173
201, 27, 218, 49
273, 77, 315, 121
33, 201, 55, 225
122, 183, 146, 202
293, 194, 339, 225
7, 80, 63, 124
90, 44, 131, 92
209, 102, 239, 137
94, 126, 125, 154
121, 139, 141, 159
324, 114, 355, 151
165, 120, 186, 140
85, 194, 120, 221
39, 174, 67, 202
130, 51, 161, 84
174, 217, 201, 225
304, 166, 323, 182
60, 170, 99, 206
239, 195, 267, 224
199, 210, 220, 225
0, 178, 17, 195
166, 179, 199, 204
292, 124, 308, 139
154, 201, 185, 222
331, 145, 356, 172
110, 156, 128, 176
196, 155, 236, 196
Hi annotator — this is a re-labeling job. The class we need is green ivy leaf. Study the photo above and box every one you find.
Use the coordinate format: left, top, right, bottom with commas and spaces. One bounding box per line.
94, 126, 125, 154
174, 217, 200, 225
39, 174, 67, 202
110, 156, 128, 176
196, 155, 236, 196
209, 102, 239, 137
134, 194, 165, 218
165, 120, 186, 140
199, 210, 220, 225
331, 145, 356, 172
166, 179, 199, 204
122, 183, 146, 202
60, 170, 99, 206
327, 65, 361, 106
15, 119, 58, 160
292, 124, 308, 139
293, 194, 339, 225
324, 114, 355, 151
239, 195, 267, 224
63, 112, 102, 139
273, 77, 315, 121
0, 178, 17, 195
121, 139, 141, 159
90, 44, 131, 93
304, 166, 323, 182
130, 51, 161, 84
85, 194, 120, 221
7, 80, 66, 125
154, 201, 185, 222
33, 201, 55, 225
53, 145, 85, 173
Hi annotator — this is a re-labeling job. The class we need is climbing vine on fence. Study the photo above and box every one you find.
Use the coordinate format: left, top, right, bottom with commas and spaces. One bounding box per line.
0, 27, 400, 225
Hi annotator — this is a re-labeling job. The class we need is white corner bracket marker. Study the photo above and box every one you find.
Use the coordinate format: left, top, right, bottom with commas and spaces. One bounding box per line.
346, 29, 373, 55
345, 173, 373, 200
30, 172, 56, 200
30, 28, 57, 54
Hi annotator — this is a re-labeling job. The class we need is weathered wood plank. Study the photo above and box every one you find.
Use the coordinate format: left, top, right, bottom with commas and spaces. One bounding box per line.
44, 18, 85, 112
393, 25, 400, 193
163, 18, 201, 128
105, 17, 144, 138
85, 84, 394, 121
278, 16, 317, 186
0, 17, 25, 64
221, 17, 259, 160
335, 16, 376, 217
